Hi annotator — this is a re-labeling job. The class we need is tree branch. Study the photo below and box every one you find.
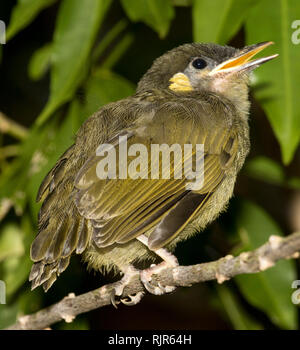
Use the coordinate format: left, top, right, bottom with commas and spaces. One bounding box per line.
5, 232, 300, 330
0, 112, 28, 140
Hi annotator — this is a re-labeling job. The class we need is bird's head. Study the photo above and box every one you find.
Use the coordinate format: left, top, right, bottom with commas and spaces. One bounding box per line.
137, 42, 278, 113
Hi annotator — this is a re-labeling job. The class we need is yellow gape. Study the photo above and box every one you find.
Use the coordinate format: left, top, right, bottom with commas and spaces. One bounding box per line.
169, 72, 193, 92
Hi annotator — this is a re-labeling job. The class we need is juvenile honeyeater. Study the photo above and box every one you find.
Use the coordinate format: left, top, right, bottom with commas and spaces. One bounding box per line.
29, 42, 278, 304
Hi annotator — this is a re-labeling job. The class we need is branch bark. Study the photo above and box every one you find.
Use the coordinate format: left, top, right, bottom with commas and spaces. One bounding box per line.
5, 232, 300, 330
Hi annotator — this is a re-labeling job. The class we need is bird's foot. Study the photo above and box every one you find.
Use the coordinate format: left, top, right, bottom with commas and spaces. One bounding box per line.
136, 235, 179, 295
110, 265, 144, 308
140, 258, 178, 295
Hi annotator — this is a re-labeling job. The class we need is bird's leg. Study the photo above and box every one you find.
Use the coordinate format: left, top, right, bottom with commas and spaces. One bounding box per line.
137, 235, 178, 295
110, 265, 144, 308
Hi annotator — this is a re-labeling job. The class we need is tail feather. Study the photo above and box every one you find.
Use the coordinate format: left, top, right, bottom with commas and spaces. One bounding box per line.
30, 210, 90, 291
30, 143, 92, 291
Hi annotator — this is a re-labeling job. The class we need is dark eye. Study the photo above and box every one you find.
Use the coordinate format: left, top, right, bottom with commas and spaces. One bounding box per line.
192, 58, 207, 69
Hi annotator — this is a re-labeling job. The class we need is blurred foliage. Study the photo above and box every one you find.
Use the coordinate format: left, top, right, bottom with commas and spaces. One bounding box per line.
233, 200, 297, 329
246, 0, 300, 164
0, 0, 299, 330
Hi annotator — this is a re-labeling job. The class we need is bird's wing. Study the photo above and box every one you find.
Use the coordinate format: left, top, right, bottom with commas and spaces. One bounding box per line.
30, 141, 95, 291
74, 99, 238, 250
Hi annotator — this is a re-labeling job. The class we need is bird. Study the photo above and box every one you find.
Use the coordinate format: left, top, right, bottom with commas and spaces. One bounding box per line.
29, 41, 277, 305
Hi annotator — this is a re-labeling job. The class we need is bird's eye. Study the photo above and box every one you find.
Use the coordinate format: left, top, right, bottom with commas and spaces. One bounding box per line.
192, 58, 207, 69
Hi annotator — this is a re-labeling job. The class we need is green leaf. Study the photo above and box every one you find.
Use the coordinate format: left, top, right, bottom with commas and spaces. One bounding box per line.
0, 216, 35, 298
192, 0, 258, 44
92, 19, 128, 64
245, 156, 285, 185
36, 0, 112, 126
7, 0, 57, 41
245, 156, 300, 190
120, 0, 174, 38
28, 43, 52, 81
233, 200, 297, 329
2, 216, 35, 297
83, 69, 135, 117
101, 33, 134, 70
17, 287, 43, 317
286, 177, 300, 190
0, 224, 24, 262
246, 0, 300, 164
0, 303, 18, 329
217, 285, 263, 330
0, 288, 43, 329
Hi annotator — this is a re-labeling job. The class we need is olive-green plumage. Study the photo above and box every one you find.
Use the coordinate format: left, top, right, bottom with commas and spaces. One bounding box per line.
29, 42, 276, 292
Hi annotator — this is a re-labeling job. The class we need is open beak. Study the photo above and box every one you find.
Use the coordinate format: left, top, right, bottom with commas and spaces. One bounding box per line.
209, 41, 278, 75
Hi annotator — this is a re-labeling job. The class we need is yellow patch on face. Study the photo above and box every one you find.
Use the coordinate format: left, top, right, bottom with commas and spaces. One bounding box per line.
169, 72, 193, 92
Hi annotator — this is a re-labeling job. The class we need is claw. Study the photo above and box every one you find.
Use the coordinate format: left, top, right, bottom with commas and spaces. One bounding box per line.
110, 288, 120, 309
141, 276, 164, 295
120, 291, 144, 306
110, 265, 141, 308
158, 282, 175, 293
140, 260, 177, 295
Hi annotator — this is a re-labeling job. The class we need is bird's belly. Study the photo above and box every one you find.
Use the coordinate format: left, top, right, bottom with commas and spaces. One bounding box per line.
83, 238, 158, 274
